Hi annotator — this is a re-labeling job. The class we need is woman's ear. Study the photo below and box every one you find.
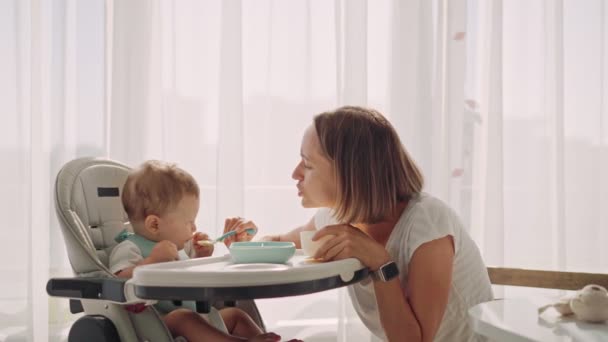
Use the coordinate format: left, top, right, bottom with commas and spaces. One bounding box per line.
143, 215, 160, 235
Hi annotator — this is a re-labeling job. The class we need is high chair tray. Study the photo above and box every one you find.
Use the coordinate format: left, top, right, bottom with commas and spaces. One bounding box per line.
132, 250, 369, 301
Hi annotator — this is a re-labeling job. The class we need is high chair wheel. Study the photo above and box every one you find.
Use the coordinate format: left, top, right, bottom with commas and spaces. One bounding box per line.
68, 315, 120, 342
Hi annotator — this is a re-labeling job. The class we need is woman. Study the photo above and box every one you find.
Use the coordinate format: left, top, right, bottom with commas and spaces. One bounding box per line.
228, 106, 493, 341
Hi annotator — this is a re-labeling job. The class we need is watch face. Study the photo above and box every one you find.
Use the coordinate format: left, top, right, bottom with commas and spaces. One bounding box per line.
381, 262, 399, 281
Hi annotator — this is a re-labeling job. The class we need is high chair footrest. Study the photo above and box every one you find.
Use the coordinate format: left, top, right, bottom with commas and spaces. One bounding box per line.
47, 277, 128, 302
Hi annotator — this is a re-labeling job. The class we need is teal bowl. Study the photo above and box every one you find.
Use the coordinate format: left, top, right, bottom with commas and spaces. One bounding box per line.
229, 241, 296, 264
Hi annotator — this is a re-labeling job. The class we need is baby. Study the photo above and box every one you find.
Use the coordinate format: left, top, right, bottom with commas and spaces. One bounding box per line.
109, 160, 293, 342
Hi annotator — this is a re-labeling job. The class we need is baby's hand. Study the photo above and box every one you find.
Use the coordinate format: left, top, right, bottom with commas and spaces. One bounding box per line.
148, 240, 178, 263
192, 232, 214, 258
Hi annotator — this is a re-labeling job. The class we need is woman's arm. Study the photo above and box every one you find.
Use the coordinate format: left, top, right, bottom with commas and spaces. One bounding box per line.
313, 225, 454, 342
375, 236, 454, 342
373, 277, 421, 341
262, 216, 315, 248
407, 236, 454, 340
374, 236, 454, 341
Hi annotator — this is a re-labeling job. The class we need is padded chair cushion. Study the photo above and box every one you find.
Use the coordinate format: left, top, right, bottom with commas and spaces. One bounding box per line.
55, 158, 131, 276
71, 165, 130, 266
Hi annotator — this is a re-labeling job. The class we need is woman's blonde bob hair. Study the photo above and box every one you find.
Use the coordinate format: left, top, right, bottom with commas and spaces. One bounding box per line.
314, 106, 424, 224
122, 160, 199, 228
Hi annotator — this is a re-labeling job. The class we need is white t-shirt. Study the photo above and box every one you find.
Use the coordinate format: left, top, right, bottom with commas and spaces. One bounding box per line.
109, 240, 190, 275
314, 193, 493, 342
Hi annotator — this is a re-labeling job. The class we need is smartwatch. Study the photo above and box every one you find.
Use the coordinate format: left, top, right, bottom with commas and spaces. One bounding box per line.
370, 261, 400, 282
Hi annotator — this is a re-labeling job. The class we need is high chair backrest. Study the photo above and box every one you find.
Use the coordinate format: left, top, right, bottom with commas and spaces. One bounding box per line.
55, 157, 131, 277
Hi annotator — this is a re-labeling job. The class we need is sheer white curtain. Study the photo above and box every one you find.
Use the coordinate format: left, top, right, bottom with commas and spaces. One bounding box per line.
1, 0, 107, 340
466, 0, 608, 279
106, 0, 466, 340
2, 0, 608, 341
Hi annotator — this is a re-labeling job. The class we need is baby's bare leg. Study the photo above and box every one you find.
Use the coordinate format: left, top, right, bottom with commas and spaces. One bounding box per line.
220, 307, 264, 338
164, 308, 248, 342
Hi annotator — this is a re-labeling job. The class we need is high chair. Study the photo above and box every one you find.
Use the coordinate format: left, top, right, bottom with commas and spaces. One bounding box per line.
46, 157, 265, 341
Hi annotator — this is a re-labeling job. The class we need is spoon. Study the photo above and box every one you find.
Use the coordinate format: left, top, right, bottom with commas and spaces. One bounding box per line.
196, 228, 257, 246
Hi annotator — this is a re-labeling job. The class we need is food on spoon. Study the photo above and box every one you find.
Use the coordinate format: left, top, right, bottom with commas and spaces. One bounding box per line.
197, 240, 215, 247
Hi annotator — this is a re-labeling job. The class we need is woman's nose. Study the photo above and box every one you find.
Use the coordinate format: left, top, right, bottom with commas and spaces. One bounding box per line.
292, 163, 303, 180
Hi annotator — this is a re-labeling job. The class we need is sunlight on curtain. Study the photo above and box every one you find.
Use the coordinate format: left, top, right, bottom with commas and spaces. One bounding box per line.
106, 0, 467, 340
106, 0, 608, 338
109, 0, 384, 340
2, 0, 608, 340
466, 0, 608, 302
0, 0, 106, 340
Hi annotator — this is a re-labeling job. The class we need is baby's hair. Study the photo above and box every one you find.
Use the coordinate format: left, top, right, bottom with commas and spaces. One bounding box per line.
122, 160, 199, 230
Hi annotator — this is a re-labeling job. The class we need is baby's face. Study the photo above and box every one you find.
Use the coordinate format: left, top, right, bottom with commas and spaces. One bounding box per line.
157, 194, 199, 249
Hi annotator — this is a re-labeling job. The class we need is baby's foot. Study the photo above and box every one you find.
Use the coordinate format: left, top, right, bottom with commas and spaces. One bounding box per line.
248, 332, 281, 342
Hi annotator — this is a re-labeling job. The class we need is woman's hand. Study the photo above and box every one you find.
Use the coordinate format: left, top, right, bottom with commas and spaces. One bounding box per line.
313, 224, 391, 271
222, 217, 257, 247
191, 232, 214, 258
260, 234, 281, 242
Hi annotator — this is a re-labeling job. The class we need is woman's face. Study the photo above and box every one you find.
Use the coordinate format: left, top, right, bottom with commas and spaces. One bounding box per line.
291, 124, 337, 208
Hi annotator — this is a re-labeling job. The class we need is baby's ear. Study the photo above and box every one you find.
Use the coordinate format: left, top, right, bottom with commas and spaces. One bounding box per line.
143, 215, 160, 234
